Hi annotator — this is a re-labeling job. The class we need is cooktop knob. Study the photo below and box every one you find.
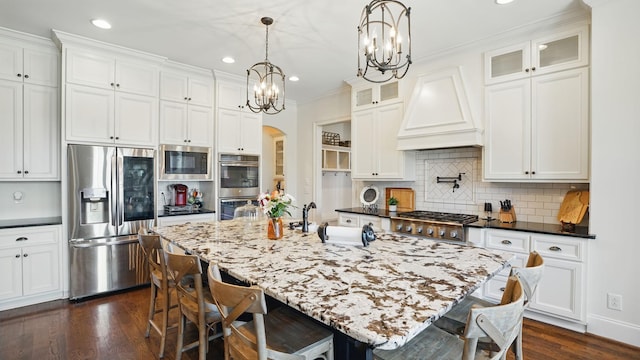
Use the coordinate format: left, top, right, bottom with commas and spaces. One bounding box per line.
405, 225, 412, 233
417, 226, 423, 234
427, 227, 434, 236
396, 224, 403, 231
439, 229, 446, 237
450, 230, 458, 239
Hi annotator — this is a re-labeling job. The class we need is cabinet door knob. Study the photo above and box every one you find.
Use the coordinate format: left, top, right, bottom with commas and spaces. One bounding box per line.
15, 237, 28, 241
187, 140, 191, 143
525, 68, 530, 73
110, 136, 114, 139
17, 73, 22, 77
188, 97, 192, 101
115, 137, 120, 140
531, 67, 536, 71
23, 253, 28, 257
24, 170, 29, 174
17, 170, 22, 174
501, 239, 512, 245
525, 171, 529, 174
346, 219, 352, 223
531, 171, 536, 175
15, 254, 20, 258
116, 83, 120, 87
24, 74, 29, 79
185, 97, 189, 100
110, 82, 115, 87
500, 287, 506, 292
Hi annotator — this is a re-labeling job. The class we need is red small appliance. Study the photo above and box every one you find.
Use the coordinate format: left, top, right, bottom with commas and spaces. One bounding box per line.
174, 184, 188, 206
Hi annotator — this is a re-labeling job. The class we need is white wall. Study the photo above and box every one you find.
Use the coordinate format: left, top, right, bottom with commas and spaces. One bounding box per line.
584, 0, 640, 347
262, 100, 300, 216
0, 182, 61, 219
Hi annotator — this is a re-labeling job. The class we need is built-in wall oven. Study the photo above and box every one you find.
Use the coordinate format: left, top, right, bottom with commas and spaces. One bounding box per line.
219, 154, 260, 220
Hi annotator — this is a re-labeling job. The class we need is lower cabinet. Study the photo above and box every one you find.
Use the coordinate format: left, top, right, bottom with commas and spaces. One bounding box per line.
0, 225, 62, 310
337, 213, 389, 232
481, 229, 587, 329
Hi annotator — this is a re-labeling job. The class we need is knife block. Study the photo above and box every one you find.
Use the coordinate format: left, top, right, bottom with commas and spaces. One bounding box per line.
499, 207, 517, 223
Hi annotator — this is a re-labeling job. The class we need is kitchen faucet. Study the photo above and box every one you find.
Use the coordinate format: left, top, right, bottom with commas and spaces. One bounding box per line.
302, 202, 317, 233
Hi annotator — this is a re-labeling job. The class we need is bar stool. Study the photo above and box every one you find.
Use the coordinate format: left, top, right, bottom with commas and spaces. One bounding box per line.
207, 263, 334, 360
435, 252, 545, 359
138, 229, 176, 358
373, 275, 525, 360
165, 251, 223, 360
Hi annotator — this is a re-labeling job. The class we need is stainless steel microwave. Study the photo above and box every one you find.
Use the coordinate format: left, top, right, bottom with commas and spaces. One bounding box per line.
159, 144, 212, 180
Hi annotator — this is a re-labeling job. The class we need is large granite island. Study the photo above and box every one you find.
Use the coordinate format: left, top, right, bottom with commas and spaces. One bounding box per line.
154, 219, 512, 356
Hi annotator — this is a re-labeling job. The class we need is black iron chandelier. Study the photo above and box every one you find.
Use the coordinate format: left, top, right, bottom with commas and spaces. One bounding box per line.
357, 0, 412, 83
246, 17, 285, 115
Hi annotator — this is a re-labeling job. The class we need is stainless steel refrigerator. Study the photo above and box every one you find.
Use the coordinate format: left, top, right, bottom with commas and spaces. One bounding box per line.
68, 144, 156, 299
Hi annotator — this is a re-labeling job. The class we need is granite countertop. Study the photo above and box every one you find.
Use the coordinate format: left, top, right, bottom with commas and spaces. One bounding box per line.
154, 219, 512, 350
467, 219, 595, 239
335, 207, 396, 218
0, 216, 62, 230
157, 208, 216, 217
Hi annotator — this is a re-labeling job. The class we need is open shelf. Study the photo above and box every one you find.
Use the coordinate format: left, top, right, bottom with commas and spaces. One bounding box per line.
322, 145, 351, 172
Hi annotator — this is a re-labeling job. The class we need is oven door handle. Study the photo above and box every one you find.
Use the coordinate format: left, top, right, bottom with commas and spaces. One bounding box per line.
220, 162, 259, 167
220, 198, 257, 203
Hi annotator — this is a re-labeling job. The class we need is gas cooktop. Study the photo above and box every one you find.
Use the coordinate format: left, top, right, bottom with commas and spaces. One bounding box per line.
394, 211, 479, 224
391, 211, 479, 242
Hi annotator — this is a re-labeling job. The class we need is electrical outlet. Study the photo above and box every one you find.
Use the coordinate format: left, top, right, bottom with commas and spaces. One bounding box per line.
607, 293, 623, 311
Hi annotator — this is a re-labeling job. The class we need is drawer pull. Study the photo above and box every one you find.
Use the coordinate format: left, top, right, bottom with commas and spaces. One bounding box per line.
549, 246, 562, 252
501, 240, 512, 245
346, 219, 351, 223
500, 287, 505, 292
15, 237, 28, 242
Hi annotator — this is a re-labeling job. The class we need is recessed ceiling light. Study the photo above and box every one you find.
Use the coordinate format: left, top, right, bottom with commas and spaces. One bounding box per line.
222, 56, 235, 64
495, 0, 514, 4
91, 19, 112, 29
288, 76, 299, 82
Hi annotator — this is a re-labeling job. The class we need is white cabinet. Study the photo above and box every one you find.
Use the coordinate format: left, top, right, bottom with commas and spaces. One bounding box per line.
159, 64, 214, 147
215, 73, 263, 155
0, 32, 59, 181
352, 102, 414, 180
337, 213, 389, 232
485, 26, 589, 85
0, 38, 59, 87
62, 45, 161, 146
322, 145, 350, 172
160, 69, 213, 107
274, 136, 285, 178
481, 229, 588, 326
0, 225, 62, 310
66, 48, 158, 96
351, 81, 400, 111
484, 67, 589, 181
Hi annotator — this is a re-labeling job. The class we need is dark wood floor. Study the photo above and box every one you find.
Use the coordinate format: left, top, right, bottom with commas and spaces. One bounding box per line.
1, 286, 638, 360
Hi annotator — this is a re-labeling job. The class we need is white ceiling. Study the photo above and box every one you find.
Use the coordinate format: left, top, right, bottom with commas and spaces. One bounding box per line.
0, 0, 587, 103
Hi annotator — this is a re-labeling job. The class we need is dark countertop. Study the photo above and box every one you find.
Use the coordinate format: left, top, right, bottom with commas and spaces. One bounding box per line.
0, 216, 62, 230
157, 208, 216, 218
335, 207, 395, 218
335, 208, 595, 239
467, 219, 595, 239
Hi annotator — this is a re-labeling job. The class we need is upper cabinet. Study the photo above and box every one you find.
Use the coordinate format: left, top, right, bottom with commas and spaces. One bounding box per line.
484, 25, 590, 182
351, 102, 415, 180
351, 81, 400, 111
0, 29, 59, 181
54, 30, 166, 147
214, 71, 262, 155
485, 25, 589, 85
159, 63, 213, 147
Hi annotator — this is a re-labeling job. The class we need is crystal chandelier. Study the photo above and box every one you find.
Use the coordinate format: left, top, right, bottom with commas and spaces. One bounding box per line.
246, 17, 285, 114
357, 0, 412, 83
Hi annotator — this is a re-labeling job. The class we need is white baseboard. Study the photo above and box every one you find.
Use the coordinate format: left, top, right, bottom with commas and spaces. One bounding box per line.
587, 313, 640, 348
525, 310, 587, 333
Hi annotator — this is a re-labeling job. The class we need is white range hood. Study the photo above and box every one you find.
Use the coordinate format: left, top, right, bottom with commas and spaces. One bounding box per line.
397, 66, 483, 150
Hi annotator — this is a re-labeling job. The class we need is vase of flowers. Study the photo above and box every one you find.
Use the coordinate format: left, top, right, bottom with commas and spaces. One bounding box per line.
258, 191, 295, 240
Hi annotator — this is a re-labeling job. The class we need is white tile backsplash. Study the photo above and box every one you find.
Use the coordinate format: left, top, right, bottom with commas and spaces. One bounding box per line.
352, 147, 589, 225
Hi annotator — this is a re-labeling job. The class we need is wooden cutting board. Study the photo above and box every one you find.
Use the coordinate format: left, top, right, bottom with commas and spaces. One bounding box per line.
557, 190, 589, 224
385, 188, 415, 212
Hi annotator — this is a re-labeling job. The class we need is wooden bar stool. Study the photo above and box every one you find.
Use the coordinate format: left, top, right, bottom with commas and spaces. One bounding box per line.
373, 275, 525, 360
138, 229, 177, 358
435, 252, 545, 359
165, 251, 223, 360
207, 263, 334, 360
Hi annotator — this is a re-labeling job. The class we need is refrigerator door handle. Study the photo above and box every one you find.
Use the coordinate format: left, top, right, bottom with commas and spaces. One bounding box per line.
111, 154, 118, 227
117, 152, 125, 227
